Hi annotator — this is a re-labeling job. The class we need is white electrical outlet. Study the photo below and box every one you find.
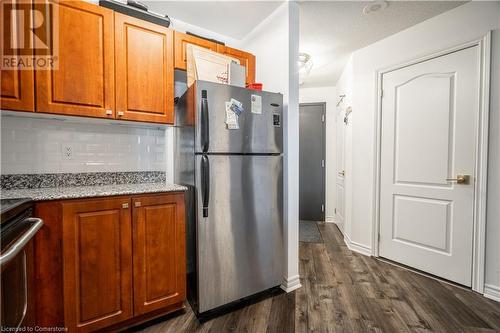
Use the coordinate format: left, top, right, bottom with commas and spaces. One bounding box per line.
62, 144, 74, 160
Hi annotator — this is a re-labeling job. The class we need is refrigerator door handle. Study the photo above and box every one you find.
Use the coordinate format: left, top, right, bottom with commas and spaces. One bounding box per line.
201, 155, 210, 217
201, 90, 209, 153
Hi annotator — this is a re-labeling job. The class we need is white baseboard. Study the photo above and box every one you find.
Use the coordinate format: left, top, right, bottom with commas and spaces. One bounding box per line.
484, 284, 500, 303
344, 233, 372, 257
281, 275, 301, 293
325, 216, 336, 223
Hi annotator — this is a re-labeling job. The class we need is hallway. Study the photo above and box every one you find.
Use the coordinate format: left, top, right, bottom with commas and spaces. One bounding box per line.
136, 223, 500, 332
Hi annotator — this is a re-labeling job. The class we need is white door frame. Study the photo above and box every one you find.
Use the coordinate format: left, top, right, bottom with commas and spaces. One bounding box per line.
372, 32, 491, 293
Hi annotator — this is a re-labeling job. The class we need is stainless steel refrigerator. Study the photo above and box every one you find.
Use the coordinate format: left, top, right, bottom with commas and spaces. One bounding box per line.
174, 81, 284, 316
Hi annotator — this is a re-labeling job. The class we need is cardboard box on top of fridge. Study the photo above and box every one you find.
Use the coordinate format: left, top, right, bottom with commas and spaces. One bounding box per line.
186, 44, 241, 87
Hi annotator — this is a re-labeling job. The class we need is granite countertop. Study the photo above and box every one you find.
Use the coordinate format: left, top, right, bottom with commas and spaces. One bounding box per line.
1, 182, 188, 201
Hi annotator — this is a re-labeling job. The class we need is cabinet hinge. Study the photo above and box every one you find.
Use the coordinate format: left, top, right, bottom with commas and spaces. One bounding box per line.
321, 204, 325, 212
321, 114, 325, 122
380, 89, 384, 98
334, 208, 337, 214
378, 233, 381, 242
321, 160, 325, 168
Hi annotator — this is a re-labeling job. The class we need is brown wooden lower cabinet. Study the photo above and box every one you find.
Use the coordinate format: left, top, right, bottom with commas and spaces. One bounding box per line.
34, 192, 186, 332
62, 197, 133, 332
132, 194, 186, 315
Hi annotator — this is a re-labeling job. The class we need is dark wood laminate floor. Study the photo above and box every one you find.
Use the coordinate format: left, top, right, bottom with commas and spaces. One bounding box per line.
137, 223, 500, 333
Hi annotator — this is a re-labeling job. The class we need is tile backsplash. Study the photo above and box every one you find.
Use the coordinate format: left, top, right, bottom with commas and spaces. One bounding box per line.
1, 115, 167, 174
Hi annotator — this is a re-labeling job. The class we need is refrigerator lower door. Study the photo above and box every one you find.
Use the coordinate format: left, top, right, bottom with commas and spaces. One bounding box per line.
194, 154, 283, 313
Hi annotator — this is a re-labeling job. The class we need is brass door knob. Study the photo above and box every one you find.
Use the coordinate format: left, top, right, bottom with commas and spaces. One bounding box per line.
446, 175, 470, 184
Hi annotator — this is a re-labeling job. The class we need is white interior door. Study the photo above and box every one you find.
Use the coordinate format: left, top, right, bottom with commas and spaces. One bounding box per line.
379, 46, 479, 286
335, 106, 346, 232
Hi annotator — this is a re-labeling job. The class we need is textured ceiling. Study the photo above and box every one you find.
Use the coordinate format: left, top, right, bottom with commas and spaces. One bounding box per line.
300, 1, 467, 88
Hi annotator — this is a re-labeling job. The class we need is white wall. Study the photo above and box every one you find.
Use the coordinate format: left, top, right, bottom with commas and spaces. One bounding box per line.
485, 29, 500, 301
241, 2, 301, 293
299, 86, 337, 222
336, 1, 500, 296
0, 115, 166, 174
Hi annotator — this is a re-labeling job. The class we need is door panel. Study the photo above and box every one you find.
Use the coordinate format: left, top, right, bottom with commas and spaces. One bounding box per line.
299, 103, 325, 221
394, 73, 455, 185
132, 194, 186, 315
35, 1, 114, 118
62, 198, 132, 332
115, 13, 174, 123
195, 154, 283, 312
1, 0, 35, 111
379, 46, 479, 286
193, 81, 283, 154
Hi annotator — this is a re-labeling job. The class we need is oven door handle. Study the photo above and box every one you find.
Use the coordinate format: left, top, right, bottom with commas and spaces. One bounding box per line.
0, 218, 44, 266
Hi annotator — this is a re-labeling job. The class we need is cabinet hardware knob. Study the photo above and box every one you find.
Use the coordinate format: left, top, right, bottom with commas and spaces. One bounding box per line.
105, 109, 112, 115
135, 202, 141, 207
122, 203, 129, 209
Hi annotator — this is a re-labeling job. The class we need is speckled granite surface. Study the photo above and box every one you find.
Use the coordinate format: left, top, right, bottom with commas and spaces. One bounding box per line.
1, 182, 187, 201
1, 171, 167, 190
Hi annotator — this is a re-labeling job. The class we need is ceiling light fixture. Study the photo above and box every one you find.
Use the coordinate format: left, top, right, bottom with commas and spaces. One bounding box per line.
298, 53, 313, 85
363, 0, 388, 15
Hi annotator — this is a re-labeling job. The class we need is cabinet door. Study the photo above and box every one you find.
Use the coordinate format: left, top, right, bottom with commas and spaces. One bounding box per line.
115, 13, 174, 124
216, 45, 256, 85
132, 193, 186, 315
62, 197, 133, 332
1, 0, 35, 111
35, 1, 115, 118
174, 31, 217, 70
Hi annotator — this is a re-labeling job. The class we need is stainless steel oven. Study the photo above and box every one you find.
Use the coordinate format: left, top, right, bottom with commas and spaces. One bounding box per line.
1, 199, 43, 330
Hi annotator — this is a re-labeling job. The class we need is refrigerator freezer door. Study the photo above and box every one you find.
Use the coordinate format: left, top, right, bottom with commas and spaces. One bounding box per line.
194, 154, 283, 313
194, 81, 283, 154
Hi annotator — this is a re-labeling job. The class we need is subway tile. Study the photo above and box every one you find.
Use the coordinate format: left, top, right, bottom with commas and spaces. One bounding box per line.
1, 117, 167, 174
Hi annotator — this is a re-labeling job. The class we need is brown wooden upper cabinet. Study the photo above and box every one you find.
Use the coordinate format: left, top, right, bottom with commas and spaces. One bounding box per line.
33, 1, 175, 124
173, 31, 256, 85
216, 45, 256, 85
115, 14, 174, 124
174, 31, 217, 70
2, 0, 255, 124
132, 194, 186, 315
1, 0, 35, 112
62, 197, 133, 332
35, 1, 115, 119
